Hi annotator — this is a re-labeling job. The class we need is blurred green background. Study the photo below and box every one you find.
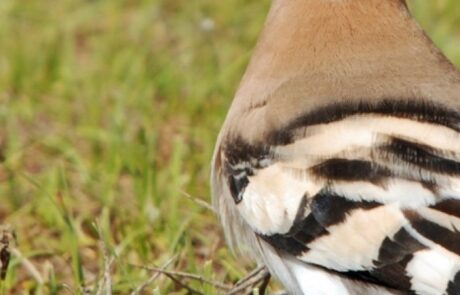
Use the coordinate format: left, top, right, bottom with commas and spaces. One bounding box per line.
0, 0, 459, 294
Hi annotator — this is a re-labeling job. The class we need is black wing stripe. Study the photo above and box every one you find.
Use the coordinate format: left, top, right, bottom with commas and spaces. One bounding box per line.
223, 136, 271, 166
369, 255, 416, 293
261, 233, 309, 256
260, 213, 328, 256
430, 199, 460, 218
261, 195, 327, 256
269, 99, 460, 145
310, 159, 391, 185
375, 228, 427, 267
310, 156, 442, 196
382, 137, 460, 175
447, 271, 460, 295
310, 192, 381, 227
291, 215, 329, 246
316, 258, 415, 294
404, 211, 460, 255
260, 192, 380, 256
260, 194, 326, 255
338, 270, 396, 290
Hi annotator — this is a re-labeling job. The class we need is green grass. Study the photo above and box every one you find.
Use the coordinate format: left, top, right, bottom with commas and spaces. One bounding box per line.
0, 0, 459, 294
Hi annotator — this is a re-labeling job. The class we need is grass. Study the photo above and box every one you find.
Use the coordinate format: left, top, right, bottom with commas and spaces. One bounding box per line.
0, 0, 459, 294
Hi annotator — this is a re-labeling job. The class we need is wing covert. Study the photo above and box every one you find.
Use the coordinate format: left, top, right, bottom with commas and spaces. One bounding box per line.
220, 101, 460, 294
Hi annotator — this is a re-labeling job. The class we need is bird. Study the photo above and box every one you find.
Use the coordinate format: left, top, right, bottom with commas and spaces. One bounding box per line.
211, 0, 460, 294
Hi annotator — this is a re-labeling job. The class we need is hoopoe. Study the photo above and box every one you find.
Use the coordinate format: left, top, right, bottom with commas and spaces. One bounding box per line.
211, 0, 460, 294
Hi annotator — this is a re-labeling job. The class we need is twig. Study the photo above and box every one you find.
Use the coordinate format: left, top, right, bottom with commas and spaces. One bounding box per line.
130, 255, 177, 295
10, 248, 44, 285
226, 267, 270, 295
95, 225, 114, 295
235, 266, 265, 287
179, 190, 215, 213
131, 264, 232, 291
162, 272, 204, 295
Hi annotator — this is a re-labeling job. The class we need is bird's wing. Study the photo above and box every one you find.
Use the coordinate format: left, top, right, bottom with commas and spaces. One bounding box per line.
220, 100, 460, 294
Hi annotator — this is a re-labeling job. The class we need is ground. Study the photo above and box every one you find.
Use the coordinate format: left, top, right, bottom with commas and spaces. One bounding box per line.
0, 0, 459, 294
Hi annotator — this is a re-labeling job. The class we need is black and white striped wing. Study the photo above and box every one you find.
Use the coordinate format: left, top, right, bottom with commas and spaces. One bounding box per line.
222, 100, 460, 294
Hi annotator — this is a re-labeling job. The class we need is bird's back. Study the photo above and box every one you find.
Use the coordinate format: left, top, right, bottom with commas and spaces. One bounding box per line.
212, 1, 460, 294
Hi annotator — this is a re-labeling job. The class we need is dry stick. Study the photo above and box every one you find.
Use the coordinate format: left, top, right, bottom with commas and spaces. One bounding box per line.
10, 248, 44, 285
131, 264, 232, 292
131, 262, 271, 294
130, 255, 177, 295
134, 265, 205, 295
179, 190, 215, 213
235, 266, 266, 286
226, 267, 271, 295
95, 226, 114, 295
162, 272, 204, 295
102, 246, 114, 295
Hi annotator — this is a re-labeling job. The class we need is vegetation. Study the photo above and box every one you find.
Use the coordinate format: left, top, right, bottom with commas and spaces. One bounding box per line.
0, 0, 459, 294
